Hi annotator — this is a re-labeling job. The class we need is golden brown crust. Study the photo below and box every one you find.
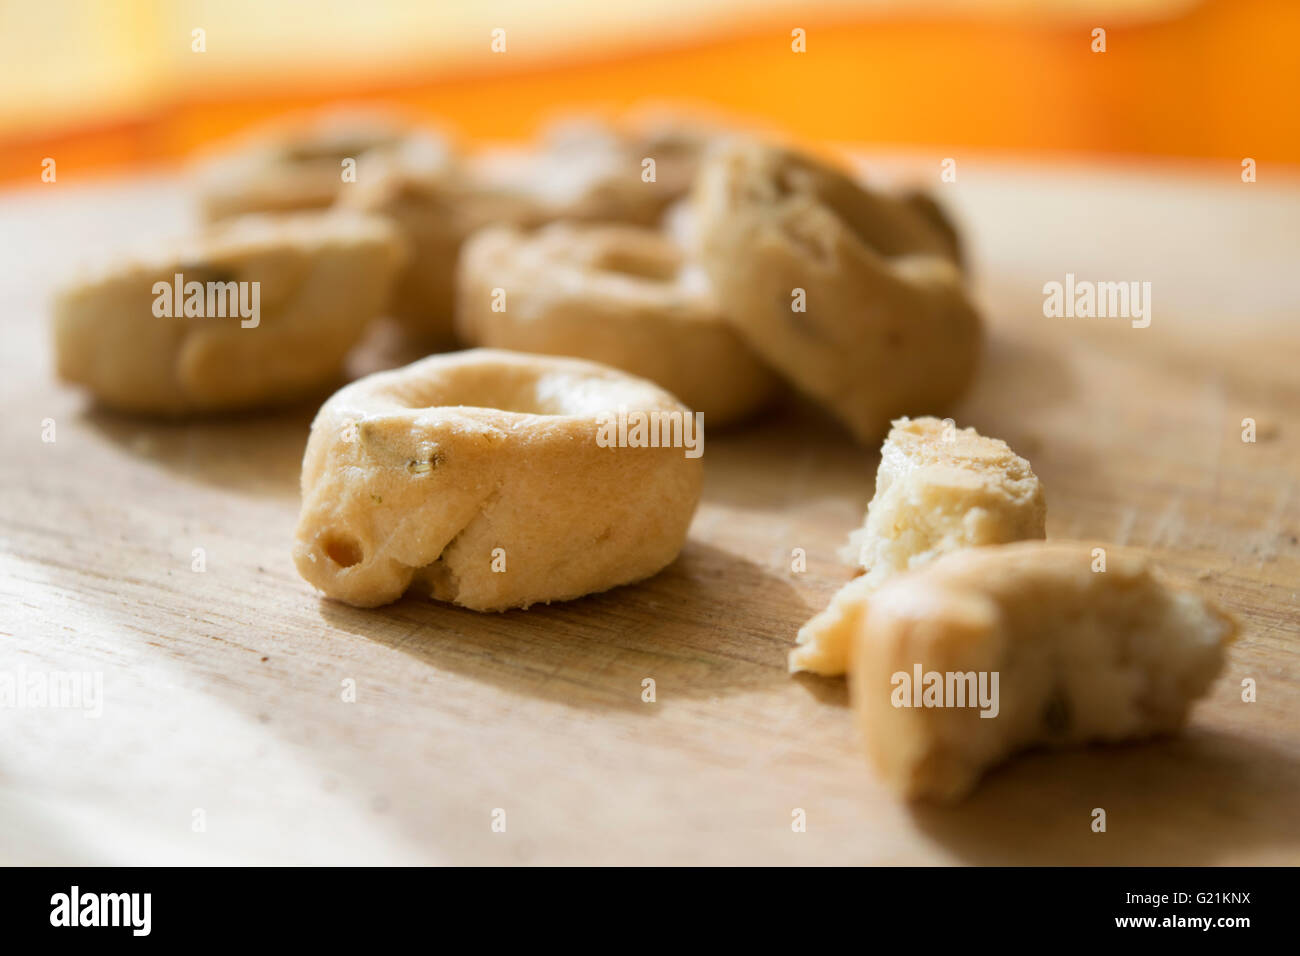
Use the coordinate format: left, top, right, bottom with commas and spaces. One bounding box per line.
293, 348, 704, 610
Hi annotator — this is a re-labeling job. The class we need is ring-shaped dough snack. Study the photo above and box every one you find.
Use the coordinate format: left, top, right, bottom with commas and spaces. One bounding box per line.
293, 348, 704, 610
342, 118, 699, 343
455, 221, 778, 425
470, 117, 691, 227
196, 110, 431, 222
53, 211, 404, 415
693, 141, 981, 444
339, 136, 466, 345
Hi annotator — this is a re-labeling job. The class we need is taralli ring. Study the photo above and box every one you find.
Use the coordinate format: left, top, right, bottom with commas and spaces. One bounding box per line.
455, 221, 778, 425
195, 110, 427, 222
53, 211, 404, 415
342, 118, 700, 343
693, 140, 982, 444
463, 117, 691, 228
339, 135, 466, 345
293, 348, 704, 610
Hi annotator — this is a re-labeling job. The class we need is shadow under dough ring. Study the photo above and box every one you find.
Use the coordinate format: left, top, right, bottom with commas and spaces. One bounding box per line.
293, 348, 704, 610
455, 221, 778, 426
693, 141, 982, 444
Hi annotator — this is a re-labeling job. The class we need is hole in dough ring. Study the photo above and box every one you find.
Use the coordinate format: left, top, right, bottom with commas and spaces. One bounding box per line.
455, 221, 779, 427
693, 141, 982, 444
293, 348, 704, 610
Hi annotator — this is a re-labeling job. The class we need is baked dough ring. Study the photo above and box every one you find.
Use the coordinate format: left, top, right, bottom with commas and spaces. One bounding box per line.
53, 211, 404, 415
455, 221, 778, 426
851, 541, 1235, 801
693, 141, 981, 444
195, 110, 426, 222
469, 117, 691, 227
293, 348, 704, 610
342, 118, 695, 343
791, 417, 1045, 675
339, 136, 466, 346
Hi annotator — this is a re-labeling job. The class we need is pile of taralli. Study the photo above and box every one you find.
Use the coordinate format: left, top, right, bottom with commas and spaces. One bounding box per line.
52, 108, 1236, 803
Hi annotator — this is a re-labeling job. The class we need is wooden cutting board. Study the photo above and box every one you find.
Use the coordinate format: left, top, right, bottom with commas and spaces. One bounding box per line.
1, 156, 1297, 864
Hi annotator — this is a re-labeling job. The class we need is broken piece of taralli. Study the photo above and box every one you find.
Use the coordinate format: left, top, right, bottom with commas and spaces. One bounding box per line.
849, 541, 1235, 802
790, 417, 1045, 676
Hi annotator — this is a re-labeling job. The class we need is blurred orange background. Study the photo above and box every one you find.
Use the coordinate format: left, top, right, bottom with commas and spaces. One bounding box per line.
1, 0, 1297, 183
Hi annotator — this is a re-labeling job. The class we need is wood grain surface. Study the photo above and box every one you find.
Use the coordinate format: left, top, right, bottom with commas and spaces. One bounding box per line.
1, 157, 1297, 865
